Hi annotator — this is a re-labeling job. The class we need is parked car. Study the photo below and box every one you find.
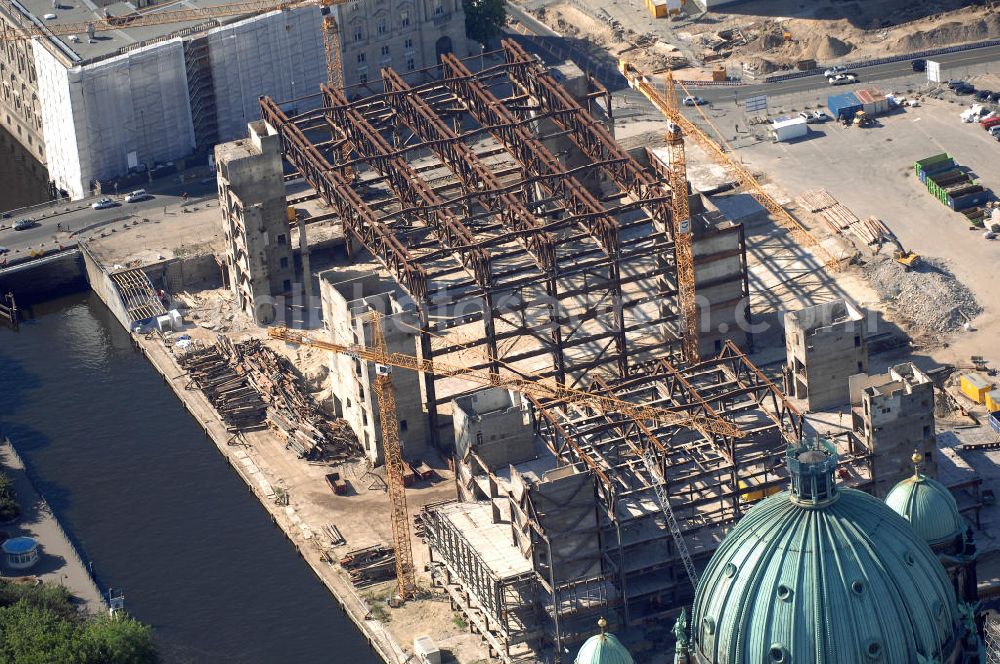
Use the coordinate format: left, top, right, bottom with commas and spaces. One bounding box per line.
953, 83, 975, 95
124, 189, 149, 203
0, 246, 8, 255
828, 73, 857, 85
682, 96, 706, 106
975, 90, 993, 102
989, 92, 1000, 103
91, 197, 115, 210
989, 125, 1000, 136
947, 80, 965, 89
811, 110, 829, 122
823, 66, 847, 77
12, 218, 35, 231
911, 59, 926, 72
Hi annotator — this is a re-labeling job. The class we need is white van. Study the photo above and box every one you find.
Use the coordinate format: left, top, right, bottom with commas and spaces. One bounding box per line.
125, 189, 149, 203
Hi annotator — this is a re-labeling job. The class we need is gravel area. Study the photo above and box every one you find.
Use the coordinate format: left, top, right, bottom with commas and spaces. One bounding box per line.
862, 255, 982, 333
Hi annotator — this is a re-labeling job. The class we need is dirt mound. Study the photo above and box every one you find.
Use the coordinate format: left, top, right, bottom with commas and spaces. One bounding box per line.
892, 15, 1000, 51
862, 256, 981, 333
813, 35, 854, 59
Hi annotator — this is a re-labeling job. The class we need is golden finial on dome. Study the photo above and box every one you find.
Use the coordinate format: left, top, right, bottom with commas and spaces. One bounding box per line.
912, 449, 922, 478
598, 616, 607, 635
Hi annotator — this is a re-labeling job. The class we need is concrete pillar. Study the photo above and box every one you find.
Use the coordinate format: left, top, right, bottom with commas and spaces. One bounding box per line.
297, 216, 313, 307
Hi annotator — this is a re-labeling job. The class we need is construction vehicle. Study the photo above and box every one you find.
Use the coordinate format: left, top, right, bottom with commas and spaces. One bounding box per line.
618, 60, 839, 270
886, 235, 920, 269
893, 247, 921, 270
269, 322, 747, 592
852, 110, 874, 128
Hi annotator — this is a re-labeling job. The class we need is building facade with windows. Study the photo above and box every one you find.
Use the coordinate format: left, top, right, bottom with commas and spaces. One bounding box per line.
336, 0, 469, 91
0, 0, 470, 200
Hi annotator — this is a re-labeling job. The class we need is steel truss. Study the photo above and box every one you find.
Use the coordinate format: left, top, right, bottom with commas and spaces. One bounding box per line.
259, 58, 688, 446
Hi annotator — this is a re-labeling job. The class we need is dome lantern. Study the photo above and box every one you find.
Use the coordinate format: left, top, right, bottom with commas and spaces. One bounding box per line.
786, 438, 838, 507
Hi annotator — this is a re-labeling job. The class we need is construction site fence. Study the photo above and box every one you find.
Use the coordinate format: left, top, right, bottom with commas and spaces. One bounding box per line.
764, 38, 1000, 83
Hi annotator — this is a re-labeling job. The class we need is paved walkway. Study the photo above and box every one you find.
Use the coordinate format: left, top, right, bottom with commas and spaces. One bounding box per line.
0, 437, 105, 613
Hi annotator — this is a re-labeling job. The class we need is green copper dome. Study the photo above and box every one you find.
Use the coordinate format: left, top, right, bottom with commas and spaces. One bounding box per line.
689, 440, 964, 664
576, 618, 634, 664
885, 454, 965, 547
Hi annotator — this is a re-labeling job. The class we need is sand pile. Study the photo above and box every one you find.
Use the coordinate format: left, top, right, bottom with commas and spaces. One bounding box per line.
812, 35, 854, 59
893, 15, 1000, 51
862, 256, 981, 333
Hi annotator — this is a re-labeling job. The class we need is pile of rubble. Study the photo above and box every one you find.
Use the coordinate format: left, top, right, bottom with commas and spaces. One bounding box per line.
177, 336, 360, 460
228, 337, 360, 461
862, 256, 981, 333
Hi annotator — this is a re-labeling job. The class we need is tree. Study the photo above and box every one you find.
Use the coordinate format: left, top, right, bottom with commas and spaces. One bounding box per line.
0, 601, 83, 664
0, 582, 157, 663
79, 615, 157, 663
0, 472, 19, 522
463, 0, 506, 47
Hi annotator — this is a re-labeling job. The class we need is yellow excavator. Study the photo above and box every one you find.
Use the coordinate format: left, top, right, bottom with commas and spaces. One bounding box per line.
891, 238, 920, 270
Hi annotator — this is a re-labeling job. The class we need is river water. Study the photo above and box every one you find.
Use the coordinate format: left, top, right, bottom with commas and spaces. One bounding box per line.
0, 290, 381, 663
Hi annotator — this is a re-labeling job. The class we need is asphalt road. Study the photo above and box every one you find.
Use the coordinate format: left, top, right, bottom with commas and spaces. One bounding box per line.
505, 2, 1000, 103
0, 179, 218, 261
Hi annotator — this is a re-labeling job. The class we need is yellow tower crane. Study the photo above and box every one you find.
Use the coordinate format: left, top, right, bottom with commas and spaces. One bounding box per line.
367, 314, 418, 601
661, 69, 699, 364
268, 321, 743, 594
619, 61, 839, 269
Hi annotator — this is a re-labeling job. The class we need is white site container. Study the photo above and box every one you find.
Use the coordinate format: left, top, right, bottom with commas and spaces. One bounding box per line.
771, 116, 808, 142
414, 636, 441, 664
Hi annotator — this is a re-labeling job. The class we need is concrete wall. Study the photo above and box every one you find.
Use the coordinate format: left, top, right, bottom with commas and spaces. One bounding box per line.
510, 465, 601, 584
693, 221, 749, 356
80, 244, 131, 331
143, 254, 222, 293
216, 122, 295, 323
320, 269, 429, 465
785, 299, 868, 411
453, 388, 535, 471
34, 39, 195, 200
851, 363, 937, 497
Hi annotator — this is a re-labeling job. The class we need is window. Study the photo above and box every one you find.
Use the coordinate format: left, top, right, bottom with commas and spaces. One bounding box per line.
404, 38, 413, 50
354, 28, 364, 41
377, 18, 387, 35
357, 52, 366, 64
282, 279, 292, 292
923, 425, 932, 437
359, 72, 368, 84
400, 10, 409, 26
277, 233, 287, 245
381, 45, 390, 56
406, 57, 415, 71
434, 0, 444, 16
854, 335, 861, 347
857, 361, 863, 372
400, 419, 408, 433
280, 256, 288, 269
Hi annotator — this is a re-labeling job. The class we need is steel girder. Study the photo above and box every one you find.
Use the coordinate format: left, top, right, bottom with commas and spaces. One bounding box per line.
322, 84, 493, 290
439, 53, 630, 377
259, 97, 428, 302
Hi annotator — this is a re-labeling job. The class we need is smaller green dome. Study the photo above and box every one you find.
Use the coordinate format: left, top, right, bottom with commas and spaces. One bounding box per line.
575, 618, 634, 664
886, 468, 965, 546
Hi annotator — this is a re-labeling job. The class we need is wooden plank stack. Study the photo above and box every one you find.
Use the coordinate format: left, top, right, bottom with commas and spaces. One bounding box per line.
339, 544, 397, 588
177, 336, 360, 460
177, 345, 267, 431
227, 338, 359, 462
